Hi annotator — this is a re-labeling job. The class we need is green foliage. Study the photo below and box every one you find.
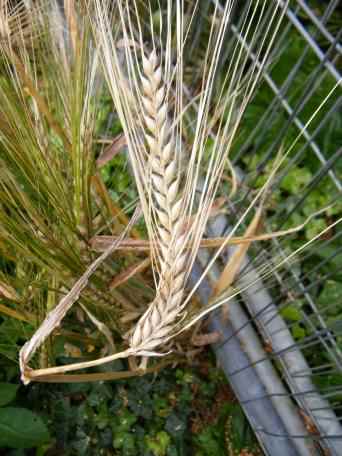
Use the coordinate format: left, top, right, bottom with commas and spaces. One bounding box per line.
224, 405, 262, 456
100, 152, 138, 207
0, 407, 50, 449
0, 356, 258, 455
0, 382, 19, 406
280, 167, 312, 194
235, 30, 340, 162
0, 378, 50, 450
195, 426, 224, 455
145, 431, 171, 456
318, 280, 342, 343
281, 305, 302, 322
291, 324, 307, 341
193, 403, 261, 456
318, 280, 342, 310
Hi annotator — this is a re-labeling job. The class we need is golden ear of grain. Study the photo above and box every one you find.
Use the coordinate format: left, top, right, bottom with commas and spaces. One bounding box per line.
129, 51, 188, 353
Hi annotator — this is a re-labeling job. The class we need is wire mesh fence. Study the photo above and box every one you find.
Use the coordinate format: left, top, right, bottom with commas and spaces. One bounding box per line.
193, 1, 342, 454
1, 1, 340, 453
33, 3, 342, 453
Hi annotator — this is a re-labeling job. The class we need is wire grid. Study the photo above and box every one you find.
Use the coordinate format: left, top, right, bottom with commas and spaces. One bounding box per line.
88, 0, 340, 451
211, 0, 342, 453
95, 0, 341, 451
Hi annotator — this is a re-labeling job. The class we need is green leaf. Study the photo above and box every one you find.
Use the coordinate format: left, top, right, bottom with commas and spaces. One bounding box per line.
195, 426, 222, 455
281, 305, 302, 322
113, 431, 136, 455
305, 218, 327, 241
145, 431, 171, 456
165, 413, 186, 438
313, 245, 342, 271
0, 382, 18, 406
318, 281, 342, 316
281, 167, 312, 194
0, 407, 50, 448
292, 324, 306, 341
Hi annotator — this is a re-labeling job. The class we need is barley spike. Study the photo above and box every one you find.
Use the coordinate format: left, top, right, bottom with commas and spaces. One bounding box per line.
130, 51, 188, 352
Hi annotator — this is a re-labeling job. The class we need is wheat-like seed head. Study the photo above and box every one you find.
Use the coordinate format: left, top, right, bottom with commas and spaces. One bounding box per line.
19, 0, 334, 382
129, 51, 188, 352
90, 0, 290, 355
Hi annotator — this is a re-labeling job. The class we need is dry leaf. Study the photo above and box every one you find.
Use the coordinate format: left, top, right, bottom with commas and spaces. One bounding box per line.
80, 303, 115, 351
213, 207, 262, 297
110, 257, 151, 289
91, 208, 325, 253
64, 0, 78, 54
30, 356, 184, 383
96, 133, 126, 168
192, 331, 223, 346
92, 173, 140, 239
0, 281, 20, 301
64, 342, 82, 358
0, 302, 33, 323
19, 208, 141, 384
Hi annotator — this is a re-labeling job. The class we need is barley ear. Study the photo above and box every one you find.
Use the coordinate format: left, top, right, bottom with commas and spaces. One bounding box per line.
130, 51, 188, 353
